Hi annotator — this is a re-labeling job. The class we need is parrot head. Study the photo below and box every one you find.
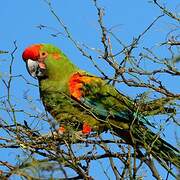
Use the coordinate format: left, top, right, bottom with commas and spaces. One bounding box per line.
22, 44, 65, 79
22, 44, 47, 78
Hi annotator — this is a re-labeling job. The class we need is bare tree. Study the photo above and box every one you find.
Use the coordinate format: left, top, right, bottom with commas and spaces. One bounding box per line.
0, 1, 179, 179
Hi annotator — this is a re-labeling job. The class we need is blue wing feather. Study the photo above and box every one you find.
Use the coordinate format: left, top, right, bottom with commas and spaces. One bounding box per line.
81, 97, 155, 128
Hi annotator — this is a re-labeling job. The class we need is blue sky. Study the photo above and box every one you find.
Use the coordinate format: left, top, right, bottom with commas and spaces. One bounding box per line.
0, 0, 179, 179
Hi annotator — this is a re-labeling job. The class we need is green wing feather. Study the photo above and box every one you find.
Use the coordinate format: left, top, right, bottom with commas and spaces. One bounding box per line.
36, 44, 179, 175
69, 73, 180, 171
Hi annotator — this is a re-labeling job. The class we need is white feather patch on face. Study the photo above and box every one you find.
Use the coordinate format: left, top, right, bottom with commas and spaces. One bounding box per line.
27, 59, 39, 78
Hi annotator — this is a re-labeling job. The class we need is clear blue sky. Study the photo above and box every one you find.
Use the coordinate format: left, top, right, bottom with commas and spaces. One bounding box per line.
0, 0, 179, 179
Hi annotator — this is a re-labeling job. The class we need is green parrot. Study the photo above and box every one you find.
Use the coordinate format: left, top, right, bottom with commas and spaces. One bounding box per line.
22, 44, 180, 171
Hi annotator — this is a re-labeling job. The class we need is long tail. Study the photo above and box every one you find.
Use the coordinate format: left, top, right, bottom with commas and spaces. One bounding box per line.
112, 124, 180, 176
134, 127, 180, 171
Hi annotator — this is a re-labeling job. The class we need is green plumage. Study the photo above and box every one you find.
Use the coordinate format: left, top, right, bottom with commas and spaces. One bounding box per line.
25, 44, 180, 174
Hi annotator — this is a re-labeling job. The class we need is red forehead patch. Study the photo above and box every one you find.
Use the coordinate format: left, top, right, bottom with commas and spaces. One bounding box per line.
22, 44, 42, 61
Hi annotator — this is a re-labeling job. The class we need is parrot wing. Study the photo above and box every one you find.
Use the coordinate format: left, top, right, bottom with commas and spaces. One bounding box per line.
68, 72, 153, 128
68, 72, 180, 171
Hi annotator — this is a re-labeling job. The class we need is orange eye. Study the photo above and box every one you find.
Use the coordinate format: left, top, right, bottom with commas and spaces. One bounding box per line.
40, 51, 48, 58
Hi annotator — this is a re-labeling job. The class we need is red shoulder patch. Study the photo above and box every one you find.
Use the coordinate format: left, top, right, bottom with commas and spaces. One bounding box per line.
69, 72, 96, 100
69, 73, 84, 100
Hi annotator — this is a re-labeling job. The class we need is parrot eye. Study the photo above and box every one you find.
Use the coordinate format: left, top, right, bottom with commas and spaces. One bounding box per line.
40, 51, 48, 58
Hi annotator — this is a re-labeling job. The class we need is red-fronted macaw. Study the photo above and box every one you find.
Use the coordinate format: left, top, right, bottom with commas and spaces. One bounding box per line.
22, 44, 180, 171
